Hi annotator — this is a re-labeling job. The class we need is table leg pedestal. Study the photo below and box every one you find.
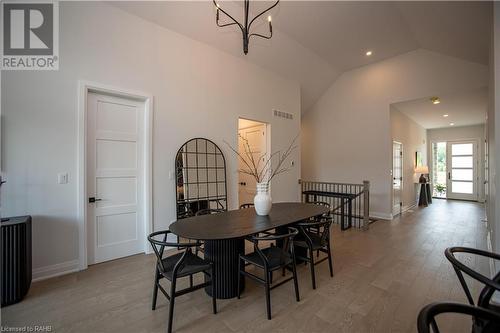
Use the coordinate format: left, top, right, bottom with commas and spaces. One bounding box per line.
204, 239, 244, 299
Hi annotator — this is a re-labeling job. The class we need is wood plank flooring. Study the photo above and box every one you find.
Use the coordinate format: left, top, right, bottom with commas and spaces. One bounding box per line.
1, 200, 490, 332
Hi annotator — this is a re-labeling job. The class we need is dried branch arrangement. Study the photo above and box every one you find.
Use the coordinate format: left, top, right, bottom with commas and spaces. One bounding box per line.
224, 134, 298, 183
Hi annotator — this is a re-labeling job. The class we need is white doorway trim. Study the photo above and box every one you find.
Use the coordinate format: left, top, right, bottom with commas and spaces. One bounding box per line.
237, 117, 271, 208
77, 81, 153, 270
392, 141, 403, 217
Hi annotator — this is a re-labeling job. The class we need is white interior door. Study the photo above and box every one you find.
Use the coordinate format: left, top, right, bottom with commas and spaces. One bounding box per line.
392, 142, 403, 215
87, 92, 145, 264
238, 124, 267, 207
446, 140, 477, 201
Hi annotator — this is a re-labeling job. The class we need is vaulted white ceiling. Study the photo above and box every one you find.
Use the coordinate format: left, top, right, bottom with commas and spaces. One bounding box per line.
111, 1, 492, 113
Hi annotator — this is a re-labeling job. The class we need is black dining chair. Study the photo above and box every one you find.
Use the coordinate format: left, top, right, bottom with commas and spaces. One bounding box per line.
148, 230, 216, 333
193, 209, 226, 255
239, 203, 254, 209
445, 247, 500, 312
308, 201, 333, 256
294, 218, 333, 289
238, 227, 300, 320
417, 302, 500, 333
195, 208, 226, 216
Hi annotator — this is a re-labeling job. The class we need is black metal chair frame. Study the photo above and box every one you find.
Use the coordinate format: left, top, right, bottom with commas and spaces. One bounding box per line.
445, 247, 500, 309
239, 203, 254, 209
295, 218, 333, 289
238, 227, 300, 320
417, 302, 500, 333
308, 201, 333, 256
148, 230, 216, 333
192, 209, 226, 255
195, 208, 227, 216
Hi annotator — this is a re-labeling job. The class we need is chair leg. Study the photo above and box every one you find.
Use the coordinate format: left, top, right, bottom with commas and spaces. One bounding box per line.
327, 242, 333, 278
264, 267, 272, 320
189, 274, 193, 288
152, 268, 160, 310
237, 258, 242, 299
309, 248, 316, 290
167, 278, 177, 333
211, 265, 217, 314
269, 271, 273, 284
291, 261, 300, 302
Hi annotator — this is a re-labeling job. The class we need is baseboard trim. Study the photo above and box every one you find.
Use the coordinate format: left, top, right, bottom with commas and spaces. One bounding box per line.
32, 260, 80, 282
402, 203, 417, 213
371, 211, 393, 220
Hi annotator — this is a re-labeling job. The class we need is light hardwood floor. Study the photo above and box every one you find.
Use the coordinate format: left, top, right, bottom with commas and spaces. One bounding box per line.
1, 200, 490, 332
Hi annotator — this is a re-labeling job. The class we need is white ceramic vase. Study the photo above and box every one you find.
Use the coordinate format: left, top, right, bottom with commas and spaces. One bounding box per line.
254, 182, 272, 216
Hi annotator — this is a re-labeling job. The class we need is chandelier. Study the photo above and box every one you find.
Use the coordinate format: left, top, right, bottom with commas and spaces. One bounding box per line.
213, 0, 279, 55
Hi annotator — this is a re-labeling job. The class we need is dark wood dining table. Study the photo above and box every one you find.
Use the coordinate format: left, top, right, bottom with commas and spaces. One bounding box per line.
169, 202, 328, 299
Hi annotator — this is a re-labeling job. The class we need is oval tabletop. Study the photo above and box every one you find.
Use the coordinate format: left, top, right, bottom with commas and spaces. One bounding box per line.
169, 202, 329, 240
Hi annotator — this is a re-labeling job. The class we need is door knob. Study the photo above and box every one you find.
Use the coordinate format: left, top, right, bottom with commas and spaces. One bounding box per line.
88, 197, 102, 203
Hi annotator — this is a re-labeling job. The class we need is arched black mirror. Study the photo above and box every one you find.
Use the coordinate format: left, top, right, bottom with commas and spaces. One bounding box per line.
175, 138, 227, 219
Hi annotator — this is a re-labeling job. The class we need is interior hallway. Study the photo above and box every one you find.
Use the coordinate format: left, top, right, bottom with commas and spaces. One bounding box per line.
2, 200, 489, 333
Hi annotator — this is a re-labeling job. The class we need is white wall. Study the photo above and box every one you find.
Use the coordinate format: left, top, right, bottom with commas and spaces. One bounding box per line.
427, 125, 486, 201
390, 107, 427, 211
487, 3, 500, 254
1, 2, 301, 279
302, 49, 488, 219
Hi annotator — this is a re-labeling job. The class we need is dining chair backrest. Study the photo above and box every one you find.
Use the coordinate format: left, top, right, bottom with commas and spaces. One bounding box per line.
195, 208, 226, 216
309, 201, 332, 220
296, 218, 332, 247
239, 203, 254, 209
147, 230, 201, 274
445, 247, 500, 307
310, 201, 330, 209
247, 227, 299, 268
417, 302, 500, 333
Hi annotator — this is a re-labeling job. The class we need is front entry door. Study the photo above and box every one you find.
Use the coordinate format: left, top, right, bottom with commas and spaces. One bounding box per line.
446, 140, 477, 201
87, 92, 145, 264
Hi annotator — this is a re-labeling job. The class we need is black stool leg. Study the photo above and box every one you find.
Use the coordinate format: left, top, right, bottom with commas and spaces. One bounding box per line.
167, 278, 177, 333
291, 262, 300, 302
152, 268, 160, 310
264, 266, 272, 320
309, 248, 316, 289
211, 265, 217, 314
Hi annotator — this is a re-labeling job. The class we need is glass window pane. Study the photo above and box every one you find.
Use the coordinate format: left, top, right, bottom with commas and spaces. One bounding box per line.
452, 181, 473, 194
452, 156, 473, 168
452, 169, 473, 181
452, 143, 473, 155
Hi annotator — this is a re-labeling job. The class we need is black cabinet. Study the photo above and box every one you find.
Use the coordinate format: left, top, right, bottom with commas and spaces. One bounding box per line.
1, 216, 32, 307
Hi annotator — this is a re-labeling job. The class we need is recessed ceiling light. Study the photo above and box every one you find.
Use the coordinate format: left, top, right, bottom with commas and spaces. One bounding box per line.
365, 50, 373, 56
430, 97, 440, 105
443, 114, 449, 117
450, 122, 455, 126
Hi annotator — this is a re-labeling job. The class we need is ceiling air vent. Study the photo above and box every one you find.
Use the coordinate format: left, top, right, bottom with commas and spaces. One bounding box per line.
273, 109, 293, 120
